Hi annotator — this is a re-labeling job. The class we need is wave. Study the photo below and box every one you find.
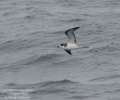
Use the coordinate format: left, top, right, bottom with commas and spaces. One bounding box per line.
4, 79, 76, 95
3, 80, 120, 99
23, 53, 63, 65
59, 18, 85, 23
0, 92, 8, 98
0, 80, 76, 100
0, 39, 37, 53
30, 79, 76, 95
89, 45, 120, 55
4, 79, 76, 89
40, 79, 76, 87
0, 53, 63, 72
69, 95, 97, 100
56, 0, 83, 7
90, 74, 120, 82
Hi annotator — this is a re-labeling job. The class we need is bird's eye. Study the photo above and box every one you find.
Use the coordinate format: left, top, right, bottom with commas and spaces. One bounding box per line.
60, 44, 64, 46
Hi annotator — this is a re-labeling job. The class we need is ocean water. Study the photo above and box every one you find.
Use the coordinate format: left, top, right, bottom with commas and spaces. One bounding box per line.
0, 0, 120, 100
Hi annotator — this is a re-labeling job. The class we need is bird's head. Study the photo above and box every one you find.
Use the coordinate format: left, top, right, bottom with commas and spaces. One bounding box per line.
57, 43, 67, 48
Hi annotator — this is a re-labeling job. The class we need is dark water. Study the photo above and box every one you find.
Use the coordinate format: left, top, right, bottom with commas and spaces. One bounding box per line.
0, 0, 120, 100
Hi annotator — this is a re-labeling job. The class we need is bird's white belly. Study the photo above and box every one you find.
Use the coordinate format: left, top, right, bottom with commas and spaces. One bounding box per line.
67, 43, 79, 49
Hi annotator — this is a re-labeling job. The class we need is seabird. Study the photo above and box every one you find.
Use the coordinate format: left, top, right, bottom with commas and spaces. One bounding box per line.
57, 27, 80, 55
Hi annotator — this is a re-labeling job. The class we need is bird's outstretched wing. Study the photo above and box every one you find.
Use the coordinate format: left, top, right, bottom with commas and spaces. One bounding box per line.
65, 27, 80, 43
64, 49, 72, 55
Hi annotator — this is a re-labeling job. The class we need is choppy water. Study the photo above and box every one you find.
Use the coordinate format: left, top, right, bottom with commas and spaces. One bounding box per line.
0, 0, 120, 100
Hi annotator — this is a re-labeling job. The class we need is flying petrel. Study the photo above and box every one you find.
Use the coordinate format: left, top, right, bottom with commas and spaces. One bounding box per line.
57, 27, 80, 55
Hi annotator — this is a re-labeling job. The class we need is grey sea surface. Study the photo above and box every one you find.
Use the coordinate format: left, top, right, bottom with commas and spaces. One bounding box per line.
0, 0, 120, 100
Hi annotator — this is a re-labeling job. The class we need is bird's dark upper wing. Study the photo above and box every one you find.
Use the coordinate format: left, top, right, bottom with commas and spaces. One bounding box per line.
64, 49, 72, 55
65, 27, 80, 43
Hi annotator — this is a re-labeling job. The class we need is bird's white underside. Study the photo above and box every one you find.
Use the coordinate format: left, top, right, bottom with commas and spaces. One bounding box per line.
65, 43, 79, 49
